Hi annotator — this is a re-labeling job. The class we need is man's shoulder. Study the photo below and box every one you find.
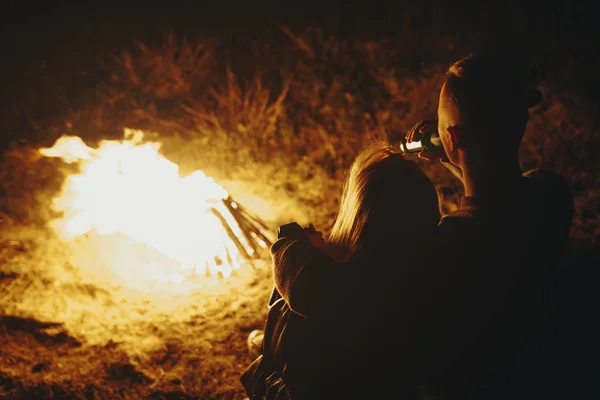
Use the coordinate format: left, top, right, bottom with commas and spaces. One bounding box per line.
523, 169, 571, 195
522, 169, 572, 199
523, 168, 568, 184
438, 168, 573, 246
522, 168, 574, 219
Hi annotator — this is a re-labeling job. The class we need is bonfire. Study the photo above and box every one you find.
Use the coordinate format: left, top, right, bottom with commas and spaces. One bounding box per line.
38, 128, 273, 290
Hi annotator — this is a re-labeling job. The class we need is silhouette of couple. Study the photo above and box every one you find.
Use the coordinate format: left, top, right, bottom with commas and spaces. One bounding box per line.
241, 54, 574, 399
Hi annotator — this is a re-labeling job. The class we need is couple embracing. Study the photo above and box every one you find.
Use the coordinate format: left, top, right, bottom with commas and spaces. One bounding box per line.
242, 53, 573, 400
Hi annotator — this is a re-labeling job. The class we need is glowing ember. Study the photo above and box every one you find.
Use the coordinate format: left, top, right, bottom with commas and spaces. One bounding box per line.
39, 129, 268, 290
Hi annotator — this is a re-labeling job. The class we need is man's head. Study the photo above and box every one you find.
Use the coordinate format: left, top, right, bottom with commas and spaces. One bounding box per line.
437, 53, 542, 165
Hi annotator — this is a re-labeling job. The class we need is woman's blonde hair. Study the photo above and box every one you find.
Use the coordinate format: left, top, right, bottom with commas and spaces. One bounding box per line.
328, 143, 440, 260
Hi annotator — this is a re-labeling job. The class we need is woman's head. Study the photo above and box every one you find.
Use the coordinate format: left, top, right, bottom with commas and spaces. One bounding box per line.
328, 144, 440, 260
438, 53, 542, 157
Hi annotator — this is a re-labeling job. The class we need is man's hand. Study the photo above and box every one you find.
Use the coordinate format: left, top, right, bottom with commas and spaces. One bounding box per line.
407, 120, 464, 182
406, 120, 448, 161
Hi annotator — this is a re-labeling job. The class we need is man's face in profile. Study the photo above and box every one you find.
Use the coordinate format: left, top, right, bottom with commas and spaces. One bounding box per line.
437, 82, 462, 166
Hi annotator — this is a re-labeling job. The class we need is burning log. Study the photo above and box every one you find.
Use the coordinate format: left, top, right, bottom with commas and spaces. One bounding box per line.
211, 196, 273, 266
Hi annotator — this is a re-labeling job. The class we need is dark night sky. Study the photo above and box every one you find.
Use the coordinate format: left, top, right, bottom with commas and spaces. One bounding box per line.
2, 1, 598, 48
1, 1, 593, 36
0, 0, 598, 86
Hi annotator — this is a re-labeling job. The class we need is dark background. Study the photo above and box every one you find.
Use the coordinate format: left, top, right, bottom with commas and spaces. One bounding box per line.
2, 0, 599, 89
2, 0, 599, 55
0, 5, 596, 82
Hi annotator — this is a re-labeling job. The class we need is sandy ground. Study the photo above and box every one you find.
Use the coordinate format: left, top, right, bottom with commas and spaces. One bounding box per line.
0, 232, 275, 400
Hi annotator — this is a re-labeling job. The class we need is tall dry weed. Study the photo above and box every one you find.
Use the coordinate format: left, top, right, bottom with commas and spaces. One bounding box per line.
109, 33, 214, 101
4, 26, 595, 244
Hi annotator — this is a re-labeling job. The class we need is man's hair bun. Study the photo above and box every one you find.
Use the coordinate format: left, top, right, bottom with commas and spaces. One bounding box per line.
526, 88, 542, 108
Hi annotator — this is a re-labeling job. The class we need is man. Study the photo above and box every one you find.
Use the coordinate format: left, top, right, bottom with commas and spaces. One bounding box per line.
403, 53, 573, 399
246, 53, 573, 399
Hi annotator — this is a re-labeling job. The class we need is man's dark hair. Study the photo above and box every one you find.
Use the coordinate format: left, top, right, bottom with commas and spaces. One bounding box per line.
444, 53, 542, 147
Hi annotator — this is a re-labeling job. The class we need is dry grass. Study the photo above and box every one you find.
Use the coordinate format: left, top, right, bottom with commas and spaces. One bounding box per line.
0, 22, 598, 399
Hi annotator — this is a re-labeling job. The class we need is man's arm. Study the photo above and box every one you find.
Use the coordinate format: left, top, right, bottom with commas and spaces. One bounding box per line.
270, 236, 358, 319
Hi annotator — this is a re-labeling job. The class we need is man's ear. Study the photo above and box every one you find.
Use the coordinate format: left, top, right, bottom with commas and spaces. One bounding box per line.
447, 126, 461, 150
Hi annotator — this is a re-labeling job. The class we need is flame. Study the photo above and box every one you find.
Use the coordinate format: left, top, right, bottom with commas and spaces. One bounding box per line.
39, 129, 259, 292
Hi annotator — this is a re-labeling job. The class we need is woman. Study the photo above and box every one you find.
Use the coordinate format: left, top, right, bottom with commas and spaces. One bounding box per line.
242, 143, 441, 399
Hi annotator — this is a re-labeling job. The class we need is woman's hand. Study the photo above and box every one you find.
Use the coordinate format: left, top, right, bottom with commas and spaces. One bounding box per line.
304, 224, 327, 250
304, 224, 347, 260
